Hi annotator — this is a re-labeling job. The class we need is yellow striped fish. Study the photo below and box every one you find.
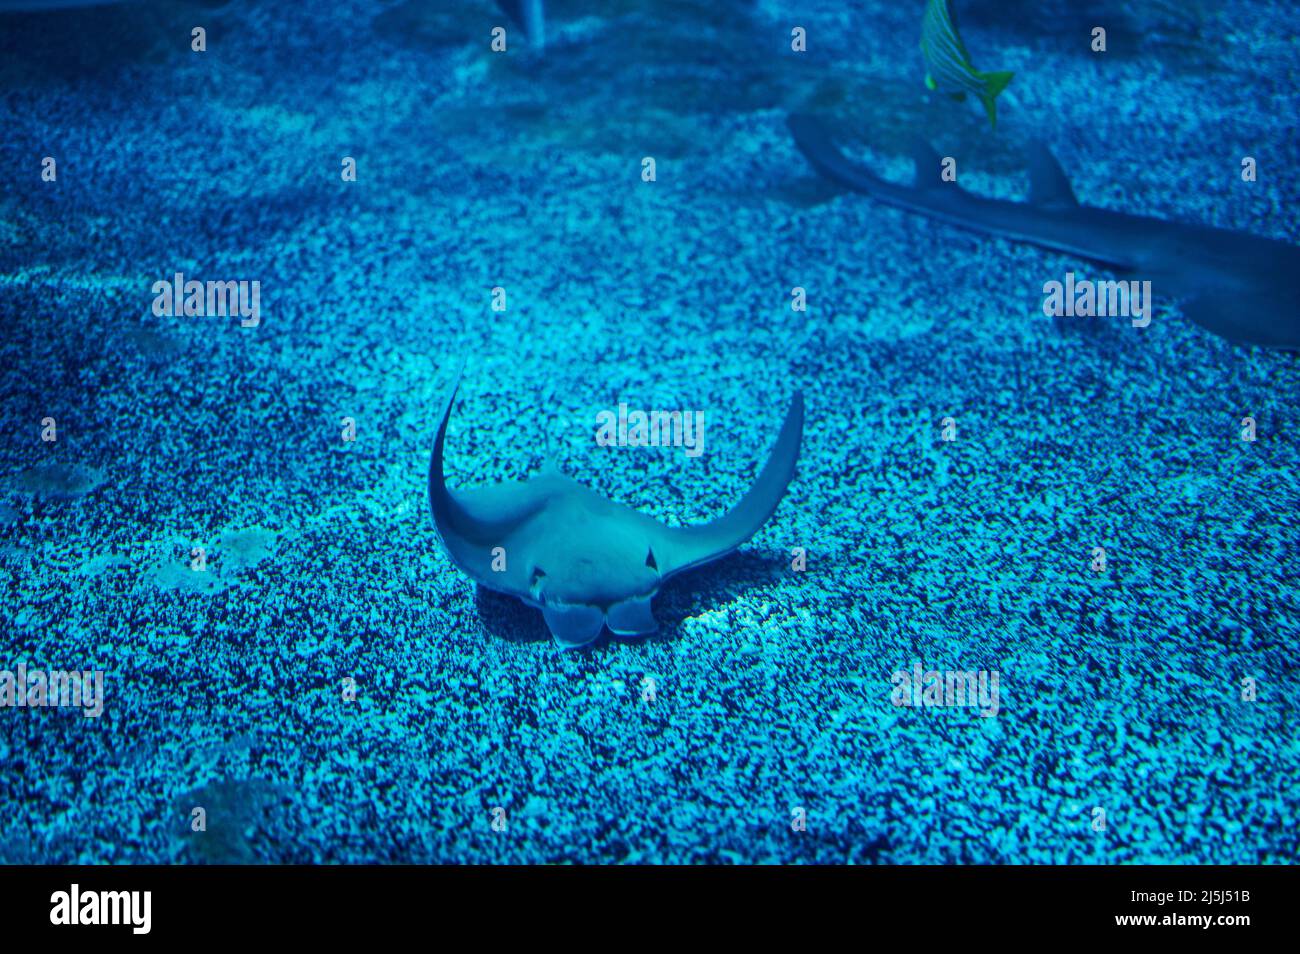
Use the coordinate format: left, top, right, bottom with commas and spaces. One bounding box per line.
920, 0, 1014, 129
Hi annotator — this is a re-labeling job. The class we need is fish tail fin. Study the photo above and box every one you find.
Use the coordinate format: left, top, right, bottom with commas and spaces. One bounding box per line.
977, 70, 1014, 128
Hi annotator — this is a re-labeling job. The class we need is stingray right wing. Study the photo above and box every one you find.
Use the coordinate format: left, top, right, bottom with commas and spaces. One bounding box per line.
655, 392, 804, 579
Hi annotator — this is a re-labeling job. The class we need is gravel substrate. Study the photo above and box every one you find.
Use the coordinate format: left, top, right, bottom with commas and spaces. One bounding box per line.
0, 0, 1297, 864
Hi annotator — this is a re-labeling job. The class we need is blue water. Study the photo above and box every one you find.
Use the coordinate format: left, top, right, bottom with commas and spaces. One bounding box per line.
0, 0, 1297, 864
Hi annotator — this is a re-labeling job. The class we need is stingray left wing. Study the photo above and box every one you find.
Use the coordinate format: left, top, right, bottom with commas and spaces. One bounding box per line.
428, 375, 552, 598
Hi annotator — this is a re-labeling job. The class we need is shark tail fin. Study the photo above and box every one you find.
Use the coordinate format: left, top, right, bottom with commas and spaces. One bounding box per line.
660, 392, 804, 579
977, 70, 1014, 129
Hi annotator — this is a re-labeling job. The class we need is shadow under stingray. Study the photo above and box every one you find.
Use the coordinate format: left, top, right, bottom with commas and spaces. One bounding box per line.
472, 548, 792, 650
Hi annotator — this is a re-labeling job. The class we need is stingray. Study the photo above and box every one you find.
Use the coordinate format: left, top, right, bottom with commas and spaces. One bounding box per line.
787, 113, 1300, 350
428, 377, 804, 648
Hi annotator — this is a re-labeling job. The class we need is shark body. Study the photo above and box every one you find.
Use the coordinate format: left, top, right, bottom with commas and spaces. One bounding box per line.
428, 377, 803, 648
787, 113, 1300, 350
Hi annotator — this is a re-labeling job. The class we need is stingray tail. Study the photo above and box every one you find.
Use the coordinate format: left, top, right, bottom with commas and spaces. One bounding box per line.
661, 393, 804, 577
